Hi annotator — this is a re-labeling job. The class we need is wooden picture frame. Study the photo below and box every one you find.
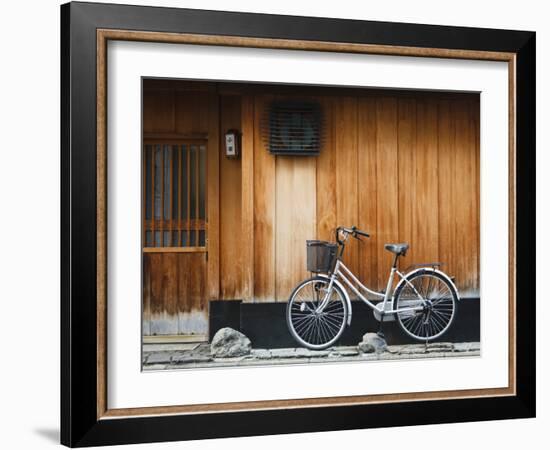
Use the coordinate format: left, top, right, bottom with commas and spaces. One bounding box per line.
61, 2, 535, 446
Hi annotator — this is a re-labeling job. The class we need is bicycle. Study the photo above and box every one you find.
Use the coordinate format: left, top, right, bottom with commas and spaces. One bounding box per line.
286, 226, 460, 350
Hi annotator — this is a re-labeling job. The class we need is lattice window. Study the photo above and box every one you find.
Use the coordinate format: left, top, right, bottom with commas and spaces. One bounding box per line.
143, 140, 207, 251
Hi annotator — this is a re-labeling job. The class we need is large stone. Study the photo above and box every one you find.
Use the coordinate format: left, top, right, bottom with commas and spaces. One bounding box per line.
210, 327, 252, 358
357, 332, 387, 354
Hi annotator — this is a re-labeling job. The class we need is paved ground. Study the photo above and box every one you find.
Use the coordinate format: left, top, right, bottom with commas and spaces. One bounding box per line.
142, 341, 480, 370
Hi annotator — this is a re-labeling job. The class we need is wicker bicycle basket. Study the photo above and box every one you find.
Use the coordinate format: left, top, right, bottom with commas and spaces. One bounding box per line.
306, 240, 338, 273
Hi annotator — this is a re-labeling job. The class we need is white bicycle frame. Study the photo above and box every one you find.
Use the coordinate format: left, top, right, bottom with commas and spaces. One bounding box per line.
316, 259, 427, 316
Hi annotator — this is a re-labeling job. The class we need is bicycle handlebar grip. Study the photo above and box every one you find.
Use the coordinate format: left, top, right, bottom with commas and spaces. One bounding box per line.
335, 226, 344, 245
336, 226, 370, 242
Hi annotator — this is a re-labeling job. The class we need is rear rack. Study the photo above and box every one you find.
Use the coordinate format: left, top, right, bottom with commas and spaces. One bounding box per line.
403, 262, 443, 272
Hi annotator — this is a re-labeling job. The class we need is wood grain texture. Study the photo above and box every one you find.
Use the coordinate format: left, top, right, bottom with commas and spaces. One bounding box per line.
397, 98, 417, 268
103, 385, 514, 418
335, 97, 359, 279
143, 253, 207, 334
96, 31, 107, 417
253, 95, 276, 301
507, 57, 517, 390
142, 253, 151, 336
414, 99, 439, 266
316, 97, 337, 243
357, 97, 378, 290
275, 156, 316, 301
177, 253, 207, 334
472, 97, 481, 295
206, 93, 220, 302
175, 90, 209, 134
437, 99, 456, 279
143, 89, 175, 133
241, 95, 255, 301
275, 156, 295, 301
375, 98, 399, 288
220, 95, 243, 300
142, 86, 215, 334
99, 29, 515, 62
453, 99, 479, 294
141, 83, 481, 315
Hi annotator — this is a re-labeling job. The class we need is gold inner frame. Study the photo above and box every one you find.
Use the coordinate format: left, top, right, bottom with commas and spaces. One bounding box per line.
96, 28, 517, 420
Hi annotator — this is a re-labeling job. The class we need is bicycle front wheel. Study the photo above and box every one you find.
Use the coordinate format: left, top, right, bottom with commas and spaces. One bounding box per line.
394, 270, 458, 341
286, 277, 348, 350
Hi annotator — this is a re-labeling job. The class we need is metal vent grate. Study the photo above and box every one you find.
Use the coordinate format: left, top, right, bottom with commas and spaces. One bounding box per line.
263, 101, 324, 156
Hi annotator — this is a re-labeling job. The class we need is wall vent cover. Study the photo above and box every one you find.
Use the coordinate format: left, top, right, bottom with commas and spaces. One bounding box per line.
263, 101, 324, 156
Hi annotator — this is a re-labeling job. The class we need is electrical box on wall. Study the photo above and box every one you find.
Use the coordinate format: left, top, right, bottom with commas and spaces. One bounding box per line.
224, 129, 240, 158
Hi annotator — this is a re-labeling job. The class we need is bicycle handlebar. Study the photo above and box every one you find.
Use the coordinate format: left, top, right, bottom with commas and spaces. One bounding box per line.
335, 226, 370, 245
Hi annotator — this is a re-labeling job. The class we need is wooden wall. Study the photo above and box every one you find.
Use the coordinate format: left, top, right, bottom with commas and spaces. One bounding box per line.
219, 95, 243, 300
246, 92, 480, 302
142, 80, 480, 336
142, 82, 221, 335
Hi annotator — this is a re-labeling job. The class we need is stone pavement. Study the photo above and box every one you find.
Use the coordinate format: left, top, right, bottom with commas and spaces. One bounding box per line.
142, 341, 480, 370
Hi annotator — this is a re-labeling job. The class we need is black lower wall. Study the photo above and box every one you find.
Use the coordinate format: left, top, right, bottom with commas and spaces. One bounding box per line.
209, 298, 480, 349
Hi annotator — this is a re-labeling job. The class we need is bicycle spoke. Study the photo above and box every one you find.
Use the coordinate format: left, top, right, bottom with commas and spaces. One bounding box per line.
396, 273, 456, 341
320, 312, 340, 329
429, 311, 445, 332
288, 278, 348, 349
295, 315, 314, 335
318, 317, 332, 342
426, 276, 433, 299
292, 314, 314, 327
319, 314, 339, 336
304, 318, 317, 343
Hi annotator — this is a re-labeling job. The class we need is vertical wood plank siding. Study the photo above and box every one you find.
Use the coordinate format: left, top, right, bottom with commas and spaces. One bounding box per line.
253, 95, 276, 302
357, 97, 379, 289
206, 93, 220, 302
248, 93, 480, 302
143, 82, 480, 336
375, 98, 400, 289
220, 96, 243, 300
240, 95, 255, 302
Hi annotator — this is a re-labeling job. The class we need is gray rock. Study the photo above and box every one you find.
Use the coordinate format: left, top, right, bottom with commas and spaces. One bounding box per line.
210, 327, 252, 358
357, 332, 387, 354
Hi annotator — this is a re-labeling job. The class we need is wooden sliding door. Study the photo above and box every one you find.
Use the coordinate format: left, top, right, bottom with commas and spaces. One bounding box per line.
142, 138, 216, 338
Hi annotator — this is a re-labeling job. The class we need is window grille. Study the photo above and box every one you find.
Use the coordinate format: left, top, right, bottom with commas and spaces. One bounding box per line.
143, 140, 207, 250
263, 101, 324, 155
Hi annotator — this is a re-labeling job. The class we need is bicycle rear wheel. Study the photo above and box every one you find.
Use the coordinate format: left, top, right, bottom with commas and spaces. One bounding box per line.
286, 277, 348, 350
394, 270, 458, 341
